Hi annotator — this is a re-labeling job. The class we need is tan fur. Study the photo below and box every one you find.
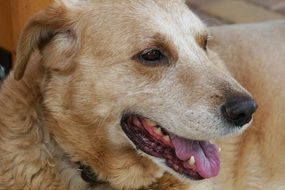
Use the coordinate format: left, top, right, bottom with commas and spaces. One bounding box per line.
0, 0, 284, 189
207, 21, 285, 190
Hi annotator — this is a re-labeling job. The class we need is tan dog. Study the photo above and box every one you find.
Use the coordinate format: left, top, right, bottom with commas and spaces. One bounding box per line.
1, 0, 283, 189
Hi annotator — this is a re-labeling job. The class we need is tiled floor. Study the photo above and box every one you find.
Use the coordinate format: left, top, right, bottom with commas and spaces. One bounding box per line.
187, 0, 285, 26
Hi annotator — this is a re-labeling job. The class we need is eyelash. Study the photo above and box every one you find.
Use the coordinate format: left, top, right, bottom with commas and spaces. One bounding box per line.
136, 48, 168, 66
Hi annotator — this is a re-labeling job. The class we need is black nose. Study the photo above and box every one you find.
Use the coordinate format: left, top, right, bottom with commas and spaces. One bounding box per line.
221, 96, 257, 126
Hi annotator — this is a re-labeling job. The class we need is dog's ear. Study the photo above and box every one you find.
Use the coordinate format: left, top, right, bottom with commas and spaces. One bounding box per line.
14, 1, 80, 80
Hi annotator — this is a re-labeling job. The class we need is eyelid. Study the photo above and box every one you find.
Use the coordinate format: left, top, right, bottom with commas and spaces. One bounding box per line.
141, 48, 166, 64
133, 47, 170, 66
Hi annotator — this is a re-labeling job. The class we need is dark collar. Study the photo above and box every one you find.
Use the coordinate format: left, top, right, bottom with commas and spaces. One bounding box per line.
37, 110, 107, 186
78, 163, 106, 185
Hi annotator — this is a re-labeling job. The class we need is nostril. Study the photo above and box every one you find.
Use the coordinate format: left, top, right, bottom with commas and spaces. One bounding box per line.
237, 113, 246, 120
221, 96, 257, 127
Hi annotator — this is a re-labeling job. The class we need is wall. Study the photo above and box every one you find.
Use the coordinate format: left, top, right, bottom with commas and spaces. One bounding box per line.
0, 1, 13, 52
0, 0, 53, 55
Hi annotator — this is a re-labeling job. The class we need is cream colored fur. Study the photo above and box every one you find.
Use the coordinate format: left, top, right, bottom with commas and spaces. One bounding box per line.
207, 21, 285, 190
0, 0, 284, 189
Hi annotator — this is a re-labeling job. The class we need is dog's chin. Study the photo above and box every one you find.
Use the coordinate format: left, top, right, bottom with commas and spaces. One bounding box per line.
120, 114, 221, 181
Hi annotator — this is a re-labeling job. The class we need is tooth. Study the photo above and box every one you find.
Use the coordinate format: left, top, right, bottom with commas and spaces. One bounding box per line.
218, 147, 222, 152
163, 135, 170, 142
133, 117, 141, 126
145, 119, 157, 127
189, 156, 195, 166
154, 127, 162, 135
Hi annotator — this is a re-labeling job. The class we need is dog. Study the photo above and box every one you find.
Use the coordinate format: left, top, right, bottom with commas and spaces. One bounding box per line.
207, 21, 285, 190
2, 0, 283, 189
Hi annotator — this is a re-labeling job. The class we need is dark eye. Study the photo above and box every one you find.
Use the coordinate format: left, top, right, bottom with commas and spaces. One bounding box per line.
138, 48, 166, 64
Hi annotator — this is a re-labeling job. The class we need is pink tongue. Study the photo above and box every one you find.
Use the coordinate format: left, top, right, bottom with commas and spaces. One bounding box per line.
170, 135, 220, 179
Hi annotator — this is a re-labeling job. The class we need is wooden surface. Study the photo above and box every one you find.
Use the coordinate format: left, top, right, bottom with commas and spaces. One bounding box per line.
10, 0, 53, 50
0, 0, 53, 54
0, 1, 13, 52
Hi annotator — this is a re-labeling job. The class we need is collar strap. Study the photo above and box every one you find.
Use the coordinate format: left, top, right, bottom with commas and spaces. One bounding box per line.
78, 163, 105, 185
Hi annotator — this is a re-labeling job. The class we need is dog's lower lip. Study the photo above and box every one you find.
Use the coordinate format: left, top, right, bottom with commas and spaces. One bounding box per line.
120, 114, 221, 180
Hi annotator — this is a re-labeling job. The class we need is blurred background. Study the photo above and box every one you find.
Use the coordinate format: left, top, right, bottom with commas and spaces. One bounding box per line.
0, 0, 284, 76
187, 0, 285, 26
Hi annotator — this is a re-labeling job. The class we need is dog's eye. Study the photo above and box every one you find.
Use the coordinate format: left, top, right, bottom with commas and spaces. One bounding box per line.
139, 48, 166, 64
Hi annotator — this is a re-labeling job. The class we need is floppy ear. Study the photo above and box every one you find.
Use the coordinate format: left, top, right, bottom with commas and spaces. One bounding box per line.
14, 2, 79, 80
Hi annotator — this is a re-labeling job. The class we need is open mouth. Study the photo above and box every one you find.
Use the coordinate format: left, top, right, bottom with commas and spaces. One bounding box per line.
121, 114, 220, 180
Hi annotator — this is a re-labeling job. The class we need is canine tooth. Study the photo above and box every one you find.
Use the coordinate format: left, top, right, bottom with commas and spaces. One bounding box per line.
154, 127, 162, 135
145, 119, 157, 127
163, 135, 170, 142
188, 156, 195, 166
133, 117, 141, 126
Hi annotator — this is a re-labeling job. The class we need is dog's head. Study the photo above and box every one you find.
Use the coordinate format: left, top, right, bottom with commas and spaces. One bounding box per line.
14, 0, 257, 189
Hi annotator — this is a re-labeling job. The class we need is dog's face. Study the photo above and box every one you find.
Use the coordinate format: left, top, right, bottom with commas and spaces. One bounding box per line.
14, 0, 257, 189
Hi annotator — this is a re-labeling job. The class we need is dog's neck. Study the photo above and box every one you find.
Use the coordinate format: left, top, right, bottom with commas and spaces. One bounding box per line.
0, 53, 96, 189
